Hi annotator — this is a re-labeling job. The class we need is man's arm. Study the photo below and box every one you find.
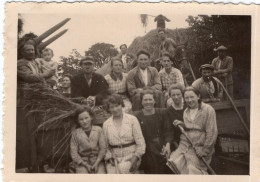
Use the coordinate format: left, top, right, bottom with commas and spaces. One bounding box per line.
151, 68, 162, 91
126, 70, 138, 96
17, 61, 45, 83
218, 57, 233, 74
97, 75, 109, 95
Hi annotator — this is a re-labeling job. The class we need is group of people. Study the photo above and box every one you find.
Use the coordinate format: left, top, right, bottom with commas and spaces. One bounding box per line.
71, 86, 218, 174
17, 28, 234, 174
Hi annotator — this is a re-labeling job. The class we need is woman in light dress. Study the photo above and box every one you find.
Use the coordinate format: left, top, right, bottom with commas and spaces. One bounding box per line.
169, 86, 218, 174
103, 94, 145, 174
70, 106, 106, 173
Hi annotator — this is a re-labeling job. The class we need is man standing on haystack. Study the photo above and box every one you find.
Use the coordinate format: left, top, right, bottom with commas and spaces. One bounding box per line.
158, 29, 177, 60
154, 14, 171, 29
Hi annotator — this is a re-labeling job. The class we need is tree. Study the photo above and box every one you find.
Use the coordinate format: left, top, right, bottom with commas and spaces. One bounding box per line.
85, 43, 118, 69
186, 15, 251, 99
58, 49, 82, 79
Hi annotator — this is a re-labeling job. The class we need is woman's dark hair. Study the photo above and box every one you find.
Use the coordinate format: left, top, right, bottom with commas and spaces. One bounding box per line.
63, 74, 73, 82
140, 87, 157, 104
74, 106, 96, 127
168, 83, 185, 96
183, 86, 202, 109
106, 94, 125, 111
137, 49, 150, 59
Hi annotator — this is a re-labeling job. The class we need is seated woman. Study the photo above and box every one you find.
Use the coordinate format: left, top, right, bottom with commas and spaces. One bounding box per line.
60, 74, 72, 98
169, 86, 218, 174
134, 88, 173, 174
103, 94, 145, 174
164, 83, 186, 150
104, 57, 132, 113
70, 106, 106, 173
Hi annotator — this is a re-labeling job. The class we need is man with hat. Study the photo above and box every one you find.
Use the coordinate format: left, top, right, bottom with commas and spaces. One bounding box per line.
211, 45, 233, 98
71, 56, 108, 105
192, 64, 223, 103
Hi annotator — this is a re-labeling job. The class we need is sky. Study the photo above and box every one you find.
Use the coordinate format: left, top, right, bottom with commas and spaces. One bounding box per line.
21, 14, 193, 61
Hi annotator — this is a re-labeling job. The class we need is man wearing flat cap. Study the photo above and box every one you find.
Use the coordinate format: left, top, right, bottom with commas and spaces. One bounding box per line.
192, 64, 223, 103
211, 45, 233, 98
71, 56, 108, 105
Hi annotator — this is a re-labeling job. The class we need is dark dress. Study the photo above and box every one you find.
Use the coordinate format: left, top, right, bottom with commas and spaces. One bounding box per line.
135, 108, 173, 174
164, 105, 186, 148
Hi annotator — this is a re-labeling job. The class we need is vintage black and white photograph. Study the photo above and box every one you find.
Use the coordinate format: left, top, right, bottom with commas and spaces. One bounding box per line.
4, 3, 257, 179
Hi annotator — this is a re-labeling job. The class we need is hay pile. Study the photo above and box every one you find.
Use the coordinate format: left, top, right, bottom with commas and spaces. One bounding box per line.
22, 83, 111, 170
127, 28, 188, 61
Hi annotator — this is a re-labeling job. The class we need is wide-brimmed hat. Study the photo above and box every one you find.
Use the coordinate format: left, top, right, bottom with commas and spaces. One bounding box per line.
214, 45, 227, 52
199, 64, 214, 72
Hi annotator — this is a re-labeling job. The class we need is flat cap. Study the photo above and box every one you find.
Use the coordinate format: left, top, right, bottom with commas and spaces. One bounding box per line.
199, 64, 214, 72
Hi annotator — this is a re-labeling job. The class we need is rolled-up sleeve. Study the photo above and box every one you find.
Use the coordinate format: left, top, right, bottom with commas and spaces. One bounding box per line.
70, 130, 84, 165
203, 106, 218, 155
132, 117, 146, 158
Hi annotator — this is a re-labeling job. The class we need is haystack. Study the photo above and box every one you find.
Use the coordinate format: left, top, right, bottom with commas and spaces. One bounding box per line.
127, 28, 188, 61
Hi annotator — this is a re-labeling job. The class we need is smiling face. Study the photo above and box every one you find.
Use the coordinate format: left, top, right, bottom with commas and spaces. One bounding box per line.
23, 44, 35, 60
81, 60, 94, 74
142, 93, 155, 110
109, 103, 123, 117
170, 89, 183, 105
184, 90, 200, 109
161, 55, 172, 69
201, 69, 213, 82
112, 60, 123, 74
78, 111, 92, 130
62, 76, 71, 88
137, 54, 150, 70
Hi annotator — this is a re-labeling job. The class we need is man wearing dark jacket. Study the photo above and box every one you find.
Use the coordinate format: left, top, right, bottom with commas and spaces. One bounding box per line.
71, 56, 108, 105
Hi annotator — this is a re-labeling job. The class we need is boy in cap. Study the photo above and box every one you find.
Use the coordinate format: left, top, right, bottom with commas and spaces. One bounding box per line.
211, 45, 233, 98
192, 64, 223, 103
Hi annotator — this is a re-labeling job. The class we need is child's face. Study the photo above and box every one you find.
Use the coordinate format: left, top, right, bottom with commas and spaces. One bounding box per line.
42, 50, 53, 62
78, 111, 92, 130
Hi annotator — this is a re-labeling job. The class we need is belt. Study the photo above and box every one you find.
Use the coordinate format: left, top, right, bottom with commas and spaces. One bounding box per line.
109, 142, 136, 149
185, 128, 204, 132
